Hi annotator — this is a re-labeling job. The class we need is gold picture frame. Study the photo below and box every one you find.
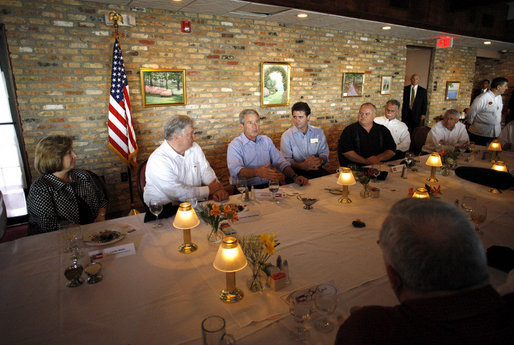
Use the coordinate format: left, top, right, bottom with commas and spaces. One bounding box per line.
445, 81, 460, 101
140, 68, 186, 107
342, 73, 364, 97
261, 62, 291, 107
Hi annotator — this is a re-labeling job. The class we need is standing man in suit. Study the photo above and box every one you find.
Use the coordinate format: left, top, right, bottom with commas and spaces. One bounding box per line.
402, 74, 428, 134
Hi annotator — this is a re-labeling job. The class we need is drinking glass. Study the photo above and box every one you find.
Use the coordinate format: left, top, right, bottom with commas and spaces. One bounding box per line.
461, 196, 476, 215
235, 178, 248, 201
268, 179, 280, 203
201, 315, 236, 345
149, 199, 163, 228
314, 283, 338, 332
470, 204, 487, 234
288, 289, 313, 341
372, 166, 381, 183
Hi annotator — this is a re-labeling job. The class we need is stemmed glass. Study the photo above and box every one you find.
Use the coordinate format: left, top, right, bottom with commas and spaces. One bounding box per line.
372, 166, 381, 183
470, 204, 487, 234
149, 199, 163, 228
288, 289, 313, 341
235, 178, 248, 201
314, 283, 338, 332
268, 179, 280, 203
461, 196, 476, 216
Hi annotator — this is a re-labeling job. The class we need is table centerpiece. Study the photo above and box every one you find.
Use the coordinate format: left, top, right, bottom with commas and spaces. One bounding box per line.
198, 203, 239, 243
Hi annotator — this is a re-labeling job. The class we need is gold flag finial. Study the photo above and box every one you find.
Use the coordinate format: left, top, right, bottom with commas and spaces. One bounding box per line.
109, 10, 124, 40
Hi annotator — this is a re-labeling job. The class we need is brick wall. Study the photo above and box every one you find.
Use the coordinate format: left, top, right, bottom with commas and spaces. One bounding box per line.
0, 0, 480, 216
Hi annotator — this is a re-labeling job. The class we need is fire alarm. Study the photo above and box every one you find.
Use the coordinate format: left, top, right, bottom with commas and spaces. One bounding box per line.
181, 21, 191, 33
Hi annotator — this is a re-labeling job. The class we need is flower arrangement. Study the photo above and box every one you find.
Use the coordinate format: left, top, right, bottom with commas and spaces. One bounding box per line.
439, 150, 459, 169
238, 233, 280, 292
353, 168, 380, 185
197, 203, 239, 242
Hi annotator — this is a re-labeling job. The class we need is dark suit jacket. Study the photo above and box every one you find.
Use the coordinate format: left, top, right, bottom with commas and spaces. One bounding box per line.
402, 85, 427, 131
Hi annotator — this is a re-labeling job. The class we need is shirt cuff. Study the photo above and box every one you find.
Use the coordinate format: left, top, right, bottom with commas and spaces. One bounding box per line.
198, 186, 210, 201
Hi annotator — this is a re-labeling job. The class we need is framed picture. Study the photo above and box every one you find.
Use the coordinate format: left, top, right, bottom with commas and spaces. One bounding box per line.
445, 81, 460, 101
140, 68, 186, 107
342, 73, 364, 97
261, 62, 290, 107
380, 76, 392, 95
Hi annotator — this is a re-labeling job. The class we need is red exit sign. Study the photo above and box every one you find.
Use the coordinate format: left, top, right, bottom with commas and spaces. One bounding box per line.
436, 37, 453, 48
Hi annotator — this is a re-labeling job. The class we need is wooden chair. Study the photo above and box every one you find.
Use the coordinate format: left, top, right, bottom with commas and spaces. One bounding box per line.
136, 159, 148, 205
410, 126, 431, 155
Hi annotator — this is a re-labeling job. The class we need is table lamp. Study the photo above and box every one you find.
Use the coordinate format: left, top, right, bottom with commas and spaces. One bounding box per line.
172, 202, 200, 254
213, 236, 247, 303
487, 139, 502, 162
491, 160, 508, 172
412, 187, 430, 198
337, 167, 356, 204
425, 152, 442, 182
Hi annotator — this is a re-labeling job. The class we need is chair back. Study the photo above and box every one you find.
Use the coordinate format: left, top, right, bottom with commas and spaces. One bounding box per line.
136, 159, 147, 204
0, 190, 6, 240
85, 170, 109, 202
410, 126, 431, 155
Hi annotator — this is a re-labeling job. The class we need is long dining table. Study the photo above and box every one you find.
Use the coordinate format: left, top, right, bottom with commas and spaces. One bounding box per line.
1, 149, 513, 345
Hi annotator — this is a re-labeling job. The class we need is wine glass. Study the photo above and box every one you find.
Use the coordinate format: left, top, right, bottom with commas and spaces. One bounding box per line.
461, 196, 476, 216
314, 283, 338, 332
288, 289, 313, 341
149, 199, 163, 228
235, 178, 248, 201
470, 204, 487, 234
268, 179, 280, 203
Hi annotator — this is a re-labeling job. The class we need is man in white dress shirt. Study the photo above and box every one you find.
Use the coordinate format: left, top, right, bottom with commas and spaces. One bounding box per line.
468, 77, 509, 145
374, 100, 411, 159
422, 109, 469, 153
144, 115, 228, 207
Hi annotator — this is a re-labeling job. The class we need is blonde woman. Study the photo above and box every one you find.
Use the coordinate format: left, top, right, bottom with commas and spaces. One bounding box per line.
27, 135, 107, 235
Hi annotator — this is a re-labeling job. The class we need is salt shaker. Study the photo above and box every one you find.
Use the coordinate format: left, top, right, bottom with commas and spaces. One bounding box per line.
401, 165, 408, 179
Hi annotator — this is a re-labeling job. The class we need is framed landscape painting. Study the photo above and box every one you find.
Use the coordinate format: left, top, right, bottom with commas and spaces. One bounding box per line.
140, 68, 186, 107
342, 73, 364, 97
261, 62, 290, 107
445, 81, 460, 101
381, 76, 392, 95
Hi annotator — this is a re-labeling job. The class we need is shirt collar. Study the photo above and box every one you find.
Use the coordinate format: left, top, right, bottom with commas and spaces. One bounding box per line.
291, 125, 311, 135
241, 133, 262, 145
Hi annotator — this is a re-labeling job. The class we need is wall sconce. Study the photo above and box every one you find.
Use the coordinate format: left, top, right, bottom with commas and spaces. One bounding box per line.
213, 236, 247, 303
172, 202, 200, 254
412, 187, 430, 198
491, 160, 508, 172
487, 139, 502, 162
425, 152, 442, 182
337, 167, 356, 204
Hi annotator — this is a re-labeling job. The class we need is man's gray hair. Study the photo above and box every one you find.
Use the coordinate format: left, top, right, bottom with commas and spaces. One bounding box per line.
379, 198, 488, 292
164, 115, 194, 140
386, 99, 401, 109
360, 102, 377, 114
238, 109, 259, 124
444, 109, 460, 118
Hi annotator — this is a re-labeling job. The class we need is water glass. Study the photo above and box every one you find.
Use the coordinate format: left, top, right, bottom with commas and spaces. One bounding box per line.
268, 179, 280, 203
288, 289, 313, 341
235, 178, 248, 201
149, 199, 163, 228
201, 315, 236, 345
314, 283, 338, 332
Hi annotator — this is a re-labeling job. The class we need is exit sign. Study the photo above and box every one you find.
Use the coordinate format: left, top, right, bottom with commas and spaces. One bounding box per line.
436, 37, 453, 48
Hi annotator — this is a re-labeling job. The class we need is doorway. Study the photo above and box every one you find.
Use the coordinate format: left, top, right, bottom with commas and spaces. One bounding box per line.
404, 46, 433, 89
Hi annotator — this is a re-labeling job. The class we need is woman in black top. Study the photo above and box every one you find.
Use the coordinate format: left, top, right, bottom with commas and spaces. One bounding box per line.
27, 135, 108, 235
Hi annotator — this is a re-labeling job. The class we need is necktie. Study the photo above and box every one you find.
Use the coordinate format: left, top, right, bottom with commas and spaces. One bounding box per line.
410, 86, 415, 109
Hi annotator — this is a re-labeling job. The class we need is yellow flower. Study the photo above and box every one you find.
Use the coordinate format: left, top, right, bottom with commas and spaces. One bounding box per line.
264, 241, 275, 255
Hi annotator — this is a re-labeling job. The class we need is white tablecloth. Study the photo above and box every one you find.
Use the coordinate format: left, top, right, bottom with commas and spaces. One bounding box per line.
1, 151, 513, 345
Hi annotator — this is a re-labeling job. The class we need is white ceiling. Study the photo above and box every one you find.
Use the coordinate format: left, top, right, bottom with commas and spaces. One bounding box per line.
90, 0, 514, 55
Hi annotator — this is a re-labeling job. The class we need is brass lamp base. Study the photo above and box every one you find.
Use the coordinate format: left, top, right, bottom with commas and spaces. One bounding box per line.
338, 196, 352, 204
178, 242, 198, 254
219, 288, 244, 303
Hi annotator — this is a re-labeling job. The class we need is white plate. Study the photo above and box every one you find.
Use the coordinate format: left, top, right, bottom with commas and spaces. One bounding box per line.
84, 229, 126, 246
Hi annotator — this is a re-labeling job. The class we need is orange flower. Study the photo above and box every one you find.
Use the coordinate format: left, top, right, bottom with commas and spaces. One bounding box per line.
408, 188, 414, 197
210, 204, 221, 216
230, 214, 239, 222
439, 150, 447, 157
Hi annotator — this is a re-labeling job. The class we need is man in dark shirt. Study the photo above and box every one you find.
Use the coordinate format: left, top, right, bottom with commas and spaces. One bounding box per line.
337, 102, 396, 167
335, 198, 514, 345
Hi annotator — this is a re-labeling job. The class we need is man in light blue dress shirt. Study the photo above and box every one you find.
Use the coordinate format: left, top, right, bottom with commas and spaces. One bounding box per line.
280, 102, 330, 180
227, 109, 309, 189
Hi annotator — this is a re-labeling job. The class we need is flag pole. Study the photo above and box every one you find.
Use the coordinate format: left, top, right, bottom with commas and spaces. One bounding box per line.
109, 10, 140, 216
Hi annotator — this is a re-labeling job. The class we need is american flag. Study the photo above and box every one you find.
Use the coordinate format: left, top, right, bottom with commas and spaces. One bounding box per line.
108, 38, 138, 167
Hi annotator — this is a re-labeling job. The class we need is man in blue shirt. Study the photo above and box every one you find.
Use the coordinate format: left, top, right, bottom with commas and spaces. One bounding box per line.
227, 109, 309, 189
280, 102, 330, 180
